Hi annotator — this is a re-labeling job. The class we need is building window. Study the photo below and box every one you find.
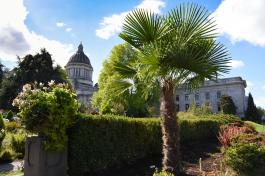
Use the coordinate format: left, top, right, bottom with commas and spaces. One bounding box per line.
176, 95, 179, 101
176, 104, 179, 112
217, 102, 221, 111
195, 93, 199, 101
217, 91, 221, 99
185, 94, 189, 101
205, 92, 210, 100
185, 104, 189, 111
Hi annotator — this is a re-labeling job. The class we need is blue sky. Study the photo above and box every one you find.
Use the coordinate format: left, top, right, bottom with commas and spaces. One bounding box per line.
0, 0, 265, 108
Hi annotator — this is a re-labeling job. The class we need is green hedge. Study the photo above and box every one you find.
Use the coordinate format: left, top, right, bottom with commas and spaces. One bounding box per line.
68, 114, 234, 175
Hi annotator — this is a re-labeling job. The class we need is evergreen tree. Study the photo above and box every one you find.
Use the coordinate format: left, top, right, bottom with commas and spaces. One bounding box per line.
220, 95, 237, 115
245, 93, 260, 122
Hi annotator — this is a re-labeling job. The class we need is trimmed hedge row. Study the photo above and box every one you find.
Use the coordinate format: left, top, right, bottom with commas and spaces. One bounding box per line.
68, 114, 236, 175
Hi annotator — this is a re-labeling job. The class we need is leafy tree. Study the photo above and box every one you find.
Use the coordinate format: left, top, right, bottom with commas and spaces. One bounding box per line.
220, 95, 237, 115
245, 93, 260, 122
114, 4, 231, 174
0, 76, 20, 110
92, 44, 158, 117
0, 49, 68, 110
0, 62, 4, 86
257, 107, 265, 119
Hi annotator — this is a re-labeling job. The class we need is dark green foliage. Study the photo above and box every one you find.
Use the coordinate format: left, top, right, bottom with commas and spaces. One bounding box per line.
220, 95, 237, 115
11, 132, 26, 158
257, 106, 265, 119
5, 111, 13, 120
0, 148, 15, 162
245, 93, 260, 122
68, 113, 232, 175
0, 49, 68, 110
0, 62, 4, 86
0, 113, 5, 144
0, 77, 20, 110
225, 142, 265, 176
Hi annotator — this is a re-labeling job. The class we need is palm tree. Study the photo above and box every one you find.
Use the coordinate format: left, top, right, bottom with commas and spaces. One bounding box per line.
113, 3, 231, 175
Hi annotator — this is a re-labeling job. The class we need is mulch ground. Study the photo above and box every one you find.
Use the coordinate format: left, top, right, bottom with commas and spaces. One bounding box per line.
92, 140, 227, 176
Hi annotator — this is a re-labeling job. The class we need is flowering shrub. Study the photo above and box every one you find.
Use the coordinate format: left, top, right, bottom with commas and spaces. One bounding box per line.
13, 81, 78, 151
218, 123, 256, 149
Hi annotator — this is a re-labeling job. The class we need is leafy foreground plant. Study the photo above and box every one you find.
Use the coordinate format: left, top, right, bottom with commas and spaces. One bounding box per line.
225, 142, 265, 176
115, 3, 231, 175
153, 170, 174, 176
13, 81, 78, 151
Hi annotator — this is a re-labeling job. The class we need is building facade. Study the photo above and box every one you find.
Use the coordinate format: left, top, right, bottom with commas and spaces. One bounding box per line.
65, 43, 97, 106
176, 77, 247, 117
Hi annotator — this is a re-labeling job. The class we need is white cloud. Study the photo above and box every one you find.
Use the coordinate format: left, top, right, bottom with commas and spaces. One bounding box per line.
136, 0, 165, 13
66, 28, 72, 32
0, 0, 74, 66
56, 22, 65, 27
256, 97, 265, 109
227, 60, 245, 69
96, 0, 166, 40
96, 12, 127, 40
245, 81, 254, 95
213, 0, 265, 46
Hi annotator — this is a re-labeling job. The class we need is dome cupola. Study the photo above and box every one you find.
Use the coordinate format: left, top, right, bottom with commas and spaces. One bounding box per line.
66, 42, 92, 68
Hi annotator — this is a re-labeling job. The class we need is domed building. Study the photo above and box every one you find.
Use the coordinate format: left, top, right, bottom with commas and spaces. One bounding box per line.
65, 43, 97, 106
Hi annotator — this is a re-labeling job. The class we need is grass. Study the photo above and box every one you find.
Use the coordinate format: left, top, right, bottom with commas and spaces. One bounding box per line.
0, 171, 23, 176
245, 121, 265, 132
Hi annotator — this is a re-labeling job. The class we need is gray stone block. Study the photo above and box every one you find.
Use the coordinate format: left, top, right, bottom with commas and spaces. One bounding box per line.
24, 136, 67, 176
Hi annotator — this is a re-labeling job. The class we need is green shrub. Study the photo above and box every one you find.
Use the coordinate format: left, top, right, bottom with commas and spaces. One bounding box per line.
13, 82, 78, 151
5, 111, 13, 120
11, 132, 26, 158
68, 113, 233, 175
225, 142, 265, 176
0, 113, 5, 145
220, 95, 237, 115
68, 114, 161, 175
0, 148, 16, 162
188, 101, 213, 115
5, 121, 21, 132
153, 170, 174, 176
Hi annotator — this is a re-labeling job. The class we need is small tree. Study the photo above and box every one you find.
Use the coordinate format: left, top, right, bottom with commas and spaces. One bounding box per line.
220, 95, 237, 115
245, 93, 260, 122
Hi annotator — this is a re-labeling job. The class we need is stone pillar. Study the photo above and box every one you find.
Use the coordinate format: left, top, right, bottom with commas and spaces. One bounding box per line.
24, 136, 67, 176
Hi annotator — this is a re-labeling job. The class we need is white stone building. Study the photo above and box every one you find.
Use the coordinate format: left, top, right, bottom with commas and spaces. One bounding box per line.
176, 77, 247, 117
65, 43, 97, 106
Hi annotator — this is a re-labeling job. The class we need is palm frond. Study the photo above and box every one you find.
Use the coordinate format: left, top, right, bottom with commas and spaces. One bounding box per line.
119, 9, 169, 49
111, 79, 134, 95
168, 3, 217, 43
112, 61, 137, 79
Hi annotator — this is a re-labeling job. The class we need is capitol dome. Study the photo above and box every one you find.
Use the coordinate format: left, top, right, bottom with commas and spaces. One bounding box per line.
65, 43, 95, 106
66, 43, 92, 68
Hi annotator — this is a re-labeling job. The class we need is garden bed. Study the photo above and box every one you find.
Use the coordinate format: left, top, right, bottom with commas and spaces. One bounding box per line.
90, 141, 233, 176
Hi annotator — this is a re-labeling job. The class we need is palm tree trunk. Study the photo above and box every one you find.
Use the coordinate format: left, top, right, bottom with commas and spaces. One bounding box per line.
160, 80, 181, 175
